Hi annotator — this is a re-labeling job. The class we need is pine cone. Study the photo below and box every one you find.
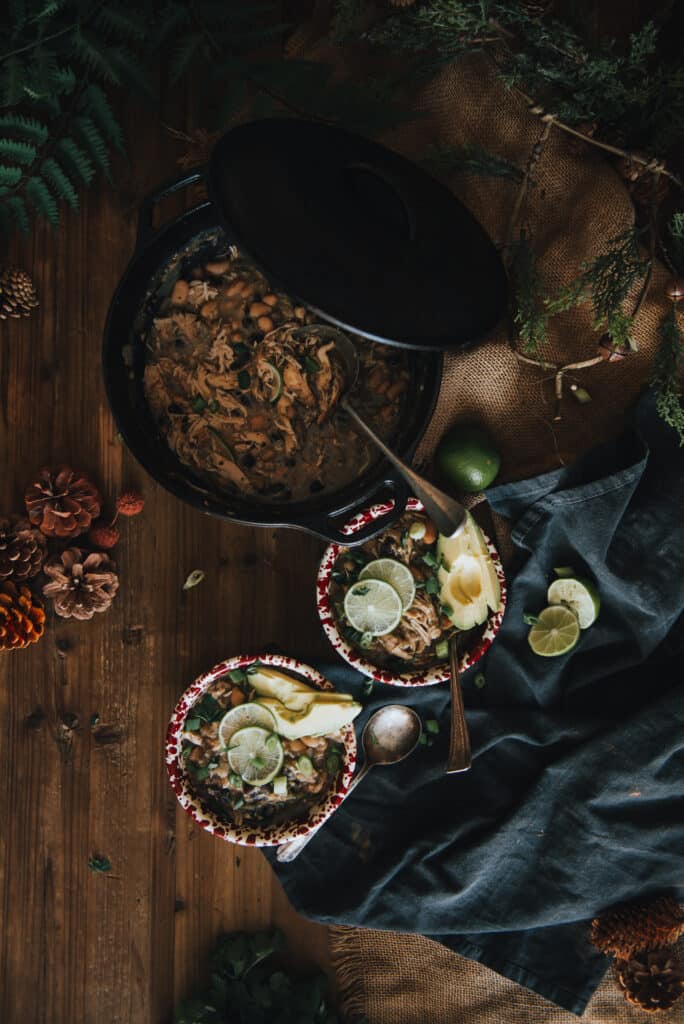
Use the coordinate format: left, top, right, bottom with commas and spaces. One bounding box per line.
0, 581, 46, 650
0, 515, 47, 581
116, 491, 144, 517
616, 950, 684, 1013
25, 466, 102, 539
592, 896, 684, 958
43, 548, 118, 620
0, 265, 39, 320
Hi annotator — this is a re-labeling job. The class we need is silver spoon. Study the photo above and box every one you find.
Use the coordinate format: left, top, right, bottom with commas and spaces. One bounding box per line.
276, 703, 422, 863
293, 325, 467, 539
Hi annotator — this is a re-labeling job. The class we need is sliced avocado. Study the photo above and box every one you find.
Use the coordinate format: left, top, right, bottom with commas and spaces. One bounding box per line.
249, 667, 353, 712
437, 514, 501, 613
254, 696, 361, 740
438, 563, 488, 631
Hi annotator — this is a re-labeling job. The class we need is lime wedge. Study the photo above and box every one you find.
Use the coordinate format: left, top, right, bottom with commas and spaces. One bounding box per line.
359, 558, 416, 611
528, 605, 581, 657
227, 726, 284, 786
218, 703, 277, 749
547, 577, 600, 629
344, 578, 403, 636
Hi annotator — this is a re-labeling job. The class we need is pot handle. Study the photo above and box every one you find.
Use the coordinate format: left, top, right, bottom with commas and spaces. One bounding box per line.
299, 473, 410, 547
136, 168, 206, 251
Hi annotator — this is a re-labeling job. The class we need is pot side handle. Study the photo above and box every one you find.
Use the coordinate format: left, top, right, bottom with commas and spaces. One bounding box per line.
136, 169, 207, 252
298, 474, 410, 547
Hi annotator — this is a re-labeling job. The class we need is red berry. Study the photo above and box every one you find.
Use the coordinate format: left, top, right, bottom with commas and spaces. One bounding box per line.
116, 492, 144, 517
87, 523, 120, 550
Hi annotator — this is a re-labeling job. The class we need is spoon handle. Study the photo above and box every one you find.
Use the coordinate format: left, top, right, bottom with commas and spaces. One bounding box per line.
446, 636, 472, 774
276, 763, 372, 863
341, 399, 466, 539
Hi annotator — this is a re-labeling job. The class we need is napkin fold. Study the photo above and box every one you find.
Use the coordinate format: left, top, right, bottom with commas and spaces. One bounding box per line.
266, 392, 684, 1015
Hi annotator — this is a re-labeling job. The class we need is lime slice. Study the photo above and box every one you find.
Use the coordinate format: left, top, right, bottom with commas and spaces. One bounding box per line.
227, 726, 284, 786
218, 702, 277, 749
547, 577, 600, 629
344, 578, 403, 636
528, 605, 581, 657
359, 558, 416, 611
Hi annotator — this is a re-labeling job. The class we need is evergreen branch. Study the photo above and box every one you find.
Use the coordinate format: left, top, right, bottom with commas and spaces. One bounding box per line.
422, 143, 522, 181
509, 235, 550, 356
652, 306, 684, 445
666, 213, 684, 274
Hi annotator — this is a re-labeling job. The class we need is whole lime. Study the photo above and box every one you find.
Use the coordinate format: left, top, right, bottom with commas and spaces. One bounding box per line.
435, 423, 501, 493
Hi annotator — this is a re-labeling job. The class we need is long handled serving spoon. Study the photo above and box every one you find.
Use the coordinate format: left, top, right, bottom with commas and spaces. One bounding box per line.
276, 704, 423, 863
293, 325, 467, 540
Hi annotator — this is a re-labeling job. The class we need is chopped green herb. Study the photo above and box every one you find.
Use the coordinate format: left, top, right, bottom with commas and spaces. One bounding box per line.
359, 631, 374, 649
297, 754, 314, 776
184, 716, 201, 732
88, 855, 112, 873
425, 719, 440, 735
304, 354, 321, 374
246, 662, 263, 675
233, 796, 245, 809
353, 584, 370, 596
192, 395, 207, 413
208, 399, 219, 412
362, 678, 374, 696
435, 640, 449, 660
229, 772, 243, 788
251, 755, 265, 771
331, 569, 347, 583
553, 566, 576, 578
326, 752, 342, 774
207, 761, 219, 770
193, 692, 222, 722
440, 603, 453, 616
422, 551, 439, 569
182, 569, 205, 590
350, 551, 368, 565
238, 369, 250, 390
523, 612, 542, 625
474, 672, 486, 689
229, 668, 247, 685
425, 576, 440, 595
207, 426, 236, 460
194, 764, 210, 781
418, 733, 428, 746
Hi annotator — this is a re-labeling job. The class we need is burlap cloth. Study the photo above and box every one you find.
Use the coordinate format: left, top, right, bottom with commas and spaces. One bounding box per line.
329, 927, 684, 1024
287, 26, 681, 1024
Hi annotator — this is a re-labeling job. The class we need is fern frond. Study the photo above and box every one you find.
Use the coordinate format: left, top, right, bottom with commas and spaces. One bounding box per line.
171, 32, 204, 82
107, 45, 153, 96
73, 115, 109, 173
0, 114, 48, 146
72, 29, 121, 86
0, 165, 23, 187
26, 175, 59, 225
652, 306, 684, 445
1, 56, 27, 106
0, 138, 36, 166
80, 83, 123, 151
41, 157, 79, 209
56, 137, 95, 184
50, 64, 77, 95
94, 5, 147, 41
2, 195, 30, 235
31, 1, 63, 21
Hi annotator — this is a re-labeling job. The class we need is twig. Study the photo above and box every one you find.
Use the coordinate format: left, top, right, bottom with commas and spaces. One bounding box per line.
505, 117, 553, 252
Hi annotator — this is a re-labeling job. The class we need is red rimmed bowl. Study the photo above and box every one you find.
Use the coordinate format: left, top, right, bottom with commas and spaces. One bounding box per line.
317, 497, 507, 686
165, 653, 357, 847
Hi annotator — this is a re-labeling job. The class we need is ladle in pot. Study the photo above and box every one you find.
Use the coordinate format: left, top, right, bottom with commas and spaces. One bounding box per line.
292, 325, 467, 539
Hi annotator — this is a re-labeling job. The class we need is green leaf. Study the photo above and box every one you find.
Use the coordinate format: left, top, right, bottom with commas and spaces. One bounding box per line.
50, 64, 77, 95
523, 612, 541, 626
425, 719, 440, 734
73, 116, 110, 174
72, 29, 121, 86
41, 157, 79, 209
26, 176, 59, 226
81, 83, 124, 151
56, 137, 95, 183
0, 139, 36, 167
0, 165, 22, 187
0, 114, 48, 146
473, 672, 486, 689
171, 33, 205, 83
88, 854, 112, 873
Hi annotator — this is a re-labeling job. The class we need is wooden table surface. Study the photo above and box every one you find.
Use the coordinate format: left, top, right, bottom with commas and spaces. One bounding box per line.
0, 85, 331, 1024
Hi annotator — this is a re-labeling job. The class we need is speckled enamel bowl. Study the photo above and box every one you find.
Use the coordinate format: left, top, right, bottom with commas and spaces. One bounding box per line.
165, 653, 357, 847
317, 497, 507, 687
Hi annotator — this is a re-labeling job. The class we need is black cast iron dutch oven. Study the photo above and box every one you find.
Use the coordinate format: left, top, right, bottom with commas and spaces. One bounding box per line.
103, 119, 507, 544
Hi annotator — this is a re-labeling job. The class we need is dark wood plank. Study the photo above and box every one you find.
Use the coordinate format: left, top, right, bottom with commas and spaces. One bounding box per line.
0, 77, 329, 1024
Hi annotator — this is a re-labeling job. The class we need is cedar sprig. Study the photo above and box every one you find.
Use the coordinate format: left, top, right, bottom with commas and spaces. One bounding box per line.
545, 228, 649, 351
422, 144, 522, 182
651, 306, 684, 446
509, 236, 550, 356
